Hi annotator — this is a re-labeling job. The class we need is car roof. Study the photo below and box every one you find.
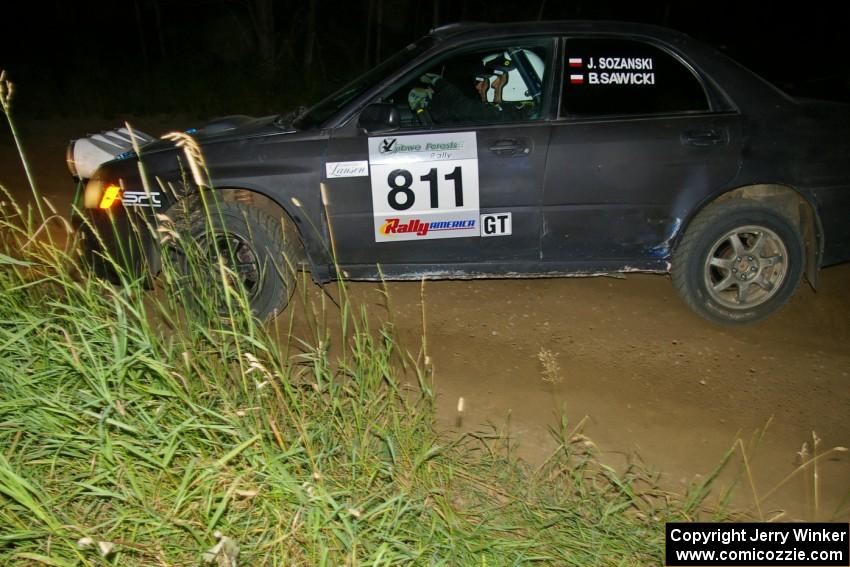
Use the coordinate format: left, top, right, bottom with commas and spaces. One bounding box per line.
428, 20, 692, 44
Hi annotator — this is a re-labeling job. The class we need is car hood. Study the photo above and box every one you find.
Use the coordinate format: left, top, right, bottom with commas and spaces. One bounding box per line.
135, 114, 294, 156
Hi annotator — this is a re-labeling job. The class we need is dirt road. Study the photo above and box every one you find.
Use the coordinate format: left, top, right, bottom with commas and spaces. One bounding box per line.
2, 117, 848, 521
355, 273, 849, 518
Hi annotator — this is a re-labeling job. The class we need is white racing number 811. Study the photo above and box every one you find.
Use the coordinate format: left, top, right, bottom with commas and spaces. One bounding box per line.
368, 132, 479, 242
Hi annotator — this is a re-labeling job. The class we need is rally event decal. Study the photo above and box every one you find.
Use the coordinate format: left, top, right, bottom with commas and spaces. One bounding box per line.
368, 132, 479, 242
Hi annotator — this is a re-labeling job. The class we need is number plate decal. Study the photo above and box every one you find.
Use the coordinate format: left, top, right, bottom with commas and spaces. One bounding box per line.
368, 132, 479, 242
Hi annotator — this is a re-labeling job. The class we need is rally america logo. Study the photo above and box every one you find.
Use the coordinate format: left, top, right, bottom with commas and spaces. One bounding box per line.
380, 217, 476, 237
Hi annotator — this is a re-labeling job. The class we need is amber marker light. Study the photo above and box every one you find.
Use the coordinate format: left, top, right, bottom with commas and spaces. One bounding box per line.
98, 184, 122, 209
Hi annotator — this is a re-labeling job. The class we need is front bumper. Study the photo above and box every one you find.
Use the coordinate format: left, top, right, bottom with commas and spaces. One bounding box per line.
75, 205, 160, 286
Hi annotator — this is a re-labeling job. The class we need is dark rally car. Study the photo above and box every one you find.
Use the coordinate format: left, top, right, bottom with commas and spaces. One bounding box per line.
67, 21, 850, 324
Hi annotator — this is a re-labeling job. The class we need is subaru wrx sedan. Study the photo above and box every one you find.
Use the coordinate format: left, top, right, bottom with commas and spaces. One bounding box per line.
68, 21, 850, 324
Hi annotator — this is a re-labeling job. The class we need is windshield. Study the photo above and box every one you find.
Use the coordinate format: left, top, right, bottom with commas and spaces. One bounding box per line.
294, 37, 435, 130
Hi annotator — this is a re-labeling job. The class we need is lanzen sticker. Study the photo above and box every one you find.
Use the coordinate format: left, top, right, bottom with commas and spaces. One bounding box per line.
368, 132, 479, 242
326, 161, 369, 178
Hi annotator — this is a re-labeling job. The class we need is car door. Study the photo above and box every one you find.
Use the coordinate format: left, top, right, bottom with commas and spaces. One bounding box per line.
542, 36, 742, 266
322, 38, 557, 276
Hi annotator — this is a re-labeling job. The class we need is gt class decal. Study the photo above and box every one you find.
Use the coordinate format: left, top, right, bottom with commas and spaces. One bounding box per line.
368, 132, 479, 242
480, 212, 511, 237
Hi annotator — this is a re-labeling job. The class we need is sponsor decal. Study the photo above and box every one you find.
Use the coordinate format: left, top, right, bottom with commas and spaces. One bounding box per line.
122, 191, 162, 207
369, 132, 477, 164
377, 138, 466, 156
326, 160, 369, 178
570, 74, 584, 84
379, 217, 476, 237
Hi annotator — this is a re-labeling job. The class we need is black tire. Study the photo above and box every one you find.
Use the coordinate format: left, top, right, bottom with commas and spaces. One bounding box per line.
166, 197, 300, 321
671, 199, 805, 325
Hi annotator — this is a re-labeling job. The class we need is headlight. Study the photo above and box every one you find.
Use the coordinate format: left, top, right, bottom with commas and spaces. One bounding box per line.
83, 178, 103, 209
83, 178, 123, 210
66, 140, 78, 178
65, 128, 156, 179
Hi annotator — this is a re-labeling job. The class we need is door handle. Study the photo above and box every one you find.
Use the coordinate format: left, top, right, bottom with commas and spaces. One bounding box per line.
682, 129, 726, 147
489, 138, 530, 156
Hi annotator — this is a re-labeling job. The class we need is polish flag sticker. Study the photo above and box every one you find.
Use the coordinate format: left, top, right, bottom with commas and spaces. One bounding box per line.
568, 58, 583, 67
570, 74, 584, 84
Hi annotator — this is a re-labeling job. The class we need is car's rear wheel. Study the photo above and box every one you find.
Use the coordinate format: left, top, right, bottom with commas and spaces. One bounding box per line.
671, 200, 804, 325
166, 197, 299, 321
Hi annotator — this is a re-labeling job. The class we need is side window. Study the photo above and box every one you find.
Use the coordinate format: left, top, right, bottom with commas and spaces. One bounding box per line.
562, 38, 709, 117
381, 41, 551, 128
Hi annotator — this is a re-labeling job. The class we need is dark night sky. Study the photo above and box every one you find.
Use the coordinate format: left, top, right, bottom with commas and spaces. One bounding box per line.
1, 1, 849, 117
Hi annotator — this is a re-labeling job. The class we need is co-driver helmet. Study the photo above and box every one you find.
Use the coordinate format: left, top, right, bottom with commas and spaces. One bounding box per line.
478, 49, 544, 103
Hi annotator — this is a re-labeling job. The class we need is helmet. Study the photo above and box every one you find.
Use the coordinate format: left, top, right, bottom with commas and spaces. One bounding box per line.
479, 49, 545, 103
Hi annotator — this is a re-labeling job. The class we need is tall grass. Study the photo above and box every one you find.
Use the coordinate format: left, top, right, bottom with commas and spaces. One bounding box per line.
0, 69, 791, 566
0, 196, 684, 565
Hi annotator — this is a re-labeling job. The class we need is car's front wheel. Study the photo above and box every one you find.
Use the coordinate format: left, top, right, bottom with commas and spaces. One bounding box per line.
166, 197, 299, 321
671, 200, 805, 325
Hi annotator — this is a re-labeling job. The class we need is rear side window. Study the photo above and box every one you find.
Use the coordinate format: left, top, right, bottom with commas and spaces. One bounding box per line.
562, 38, 709, 117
